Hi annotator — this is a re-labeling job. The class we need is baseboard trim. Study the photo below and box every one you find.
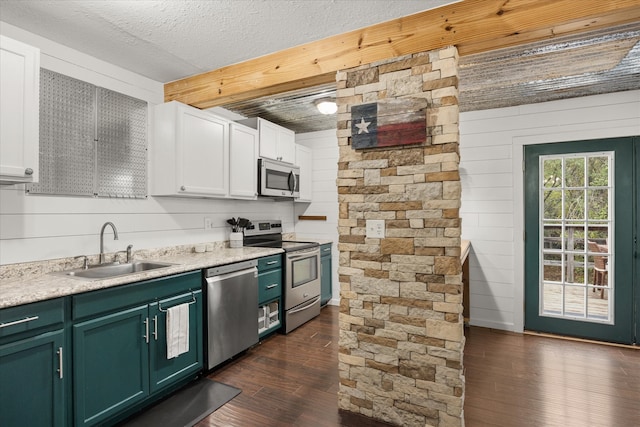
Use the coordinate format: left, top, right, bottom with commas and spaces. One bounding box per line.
469, 318, 514, 331
523, 330, 638, 349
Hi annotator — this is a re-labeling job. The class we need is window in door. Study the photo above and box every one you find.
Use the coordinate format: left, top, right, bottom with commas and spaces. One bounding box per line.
539, 152, 613, 323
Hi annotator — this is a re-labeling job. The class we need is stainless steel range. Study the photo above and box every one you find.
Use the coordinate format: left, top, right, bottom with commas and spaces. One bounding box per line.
244, 220, 321, 333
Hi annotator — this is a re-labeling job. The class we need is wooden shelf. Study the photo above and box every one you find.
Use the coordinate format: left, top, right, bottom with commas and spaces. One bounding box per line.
298, 215, 327, 221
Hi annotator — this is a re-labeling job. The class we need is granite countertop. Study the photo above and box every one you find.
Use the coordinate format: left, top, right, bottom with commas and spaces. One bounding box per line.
0, 246, 283, 309
461, 240, 471, 262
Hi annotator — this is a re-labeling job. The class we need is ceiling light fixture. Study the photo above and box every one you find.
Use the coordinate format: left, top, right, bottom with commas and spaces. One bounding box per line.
315, 98, 337, 115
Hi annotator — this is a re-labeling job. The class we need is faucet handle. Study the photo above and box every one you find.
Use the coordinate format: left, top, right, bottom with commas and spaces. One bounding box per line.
74, 255, 89, 269
126, 244, 134, 263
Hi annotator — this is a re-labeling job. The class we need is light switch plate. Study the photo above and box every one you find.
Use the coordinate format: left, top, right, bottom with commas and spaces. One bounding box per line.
204, 217, 213, 229
366, 219, 385, 238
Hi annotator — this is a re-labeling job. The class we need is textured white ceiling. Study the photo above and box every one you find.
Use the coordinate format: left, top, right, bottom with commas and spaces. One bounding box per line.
0, 0, 455, 83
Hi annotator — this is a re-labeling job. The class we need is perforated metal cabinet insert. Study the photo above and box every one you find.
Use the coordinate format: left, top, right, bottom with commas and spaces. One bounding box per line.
28, 69, 147, 198
96, 88, 147, 198
30, 69, 95, 196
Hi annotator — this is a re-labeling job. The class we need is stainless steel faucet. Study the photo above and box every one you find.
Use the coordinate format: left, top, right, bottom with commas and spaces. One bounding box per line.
99, 222, 119, 264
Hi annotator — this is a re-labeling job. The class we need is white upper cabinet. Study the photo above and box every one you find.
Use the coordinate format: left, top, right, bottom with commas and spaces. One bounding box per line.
229, 123, 258, 200
153, 101, 228, 197
295, 144, 313, 202
239, 117, 295, 164
0, 35, 40, 185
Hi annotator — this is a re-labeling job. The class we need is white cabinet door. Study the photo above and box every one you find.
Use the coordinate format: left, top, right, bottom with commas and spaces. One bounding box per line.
229, 123, 258, 199
0, 35, 40, 185
179, 109, 228, 196
257, 119, 279, 161
153, 101, 229, 197
277, 127, 296, 164
295, 144, 313, 202
239, 117, 295, 164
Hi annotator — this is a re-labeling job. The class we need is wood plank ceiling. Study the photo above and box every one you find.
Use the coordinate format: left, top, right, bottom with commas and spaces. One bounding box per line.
165, 0, 640, 133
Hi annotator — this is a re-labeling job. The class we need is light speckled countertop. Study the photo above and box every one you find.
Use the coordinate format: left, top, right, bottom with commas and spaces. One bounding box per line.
0, 246, 283, 309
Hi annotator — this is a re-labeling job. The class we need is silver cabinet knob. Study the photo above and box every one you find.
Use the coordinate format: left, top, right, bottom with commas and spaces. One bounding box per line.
25, 168, 33, 176
180, 185, 186, 191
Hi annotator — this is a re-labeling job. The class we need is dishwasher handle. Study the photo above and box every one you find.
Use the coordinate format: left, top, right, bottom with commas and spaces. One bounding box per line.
205, 259, 257, 277
206, 266, 257, 284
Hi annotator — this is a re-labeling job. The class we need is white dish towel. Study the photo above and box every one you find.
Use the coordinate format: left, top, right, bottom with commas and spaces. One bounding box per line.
166, 303, 190, 359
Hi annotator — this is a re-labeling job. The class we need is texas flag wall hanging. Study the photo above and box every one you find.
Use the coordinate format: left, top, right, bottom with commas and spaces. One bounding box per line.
350, 98, 428, 150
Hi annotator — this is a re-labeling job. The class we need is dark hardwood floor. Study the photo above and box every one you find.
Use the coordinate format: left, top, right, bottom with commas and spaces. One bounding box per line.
198, 305, 640, 427
464, 327, 640, 427
198, 305, 393, 427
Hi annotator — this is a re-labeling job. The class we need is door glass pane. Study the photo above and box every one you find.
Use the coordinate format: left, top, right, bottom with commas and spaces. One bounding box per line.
542, 283, 563, 315
588, 189, 609, 220
543, 224, 562, 250
565, 157, 585, 187
565, 285, 586, 317
543, 158, 562, 188
588, 156, 608, 186
539, 153, 613, 324
565, 190, 585, 219
569, 254, 586, 285
544, 190, 563, 219
543, 253, 562, 283
570, 224, 586, 251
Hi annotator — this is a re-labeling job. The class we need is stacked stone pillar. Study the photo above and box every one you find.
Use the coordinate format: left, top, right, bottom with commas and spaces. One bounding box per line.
336, 47, 464, 427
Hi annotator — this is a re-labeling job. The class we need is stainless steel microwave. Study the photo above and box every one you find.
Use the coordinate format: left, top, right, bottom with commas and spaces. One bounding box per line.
258, 158, 300, 198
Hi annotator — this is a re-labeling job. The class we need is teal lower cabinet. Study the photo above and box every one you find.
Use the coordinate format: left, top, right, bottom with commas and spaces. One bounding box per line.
0, 298, 66, 427
257, 254, 283, 338
0, 330, 65, 427
320, 243, 332, 306
73, 305, 150, 426
149, 292, 203, 393
72, 271, 203, 426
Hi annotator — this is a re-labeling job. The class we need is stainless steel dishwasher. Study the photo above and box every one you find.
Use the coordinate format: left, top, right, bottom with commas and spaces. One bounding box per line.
205, 259, 258, 370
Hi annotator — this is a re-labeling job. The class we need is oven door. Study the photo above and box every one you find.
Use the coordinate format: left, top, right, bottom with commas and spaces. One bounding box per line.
259, 158, 300, 198
284, 247, 320, 309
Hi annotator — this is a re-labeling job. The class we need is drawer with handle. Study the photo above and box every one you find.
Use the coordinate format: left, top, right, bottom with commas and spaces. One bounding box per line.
257, 254, 282, 271
258, 270, 282, 303
0, 298, 64, 339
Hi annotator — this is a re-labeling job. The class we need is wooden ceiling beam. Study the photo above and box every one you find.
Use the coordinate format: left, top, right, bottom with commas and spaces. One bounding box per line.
164, 0, 640, 109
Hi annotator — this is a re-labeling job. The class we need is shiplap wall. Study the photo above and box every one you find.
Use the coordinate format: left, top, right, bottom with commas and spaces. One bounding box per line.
0, 23, 296, 265
294, 130, 340, 305
459, 89, 640, 332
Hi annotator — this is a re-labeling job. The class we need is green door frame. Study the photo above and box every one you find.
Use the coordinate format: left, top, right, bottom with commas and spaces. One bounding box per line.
635, 139, 639, 344
524, 137, 637, 344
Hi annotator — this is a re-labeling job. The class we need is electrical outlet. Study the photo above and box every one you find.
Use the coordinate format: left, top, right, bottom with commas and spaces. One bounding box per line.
366, 219, 385, 238
204, 217, 213, 230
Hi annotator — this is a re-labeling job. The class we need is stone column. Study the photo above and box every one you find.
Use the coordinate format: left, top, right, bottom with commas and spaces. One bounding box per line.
336, 47, 464, 427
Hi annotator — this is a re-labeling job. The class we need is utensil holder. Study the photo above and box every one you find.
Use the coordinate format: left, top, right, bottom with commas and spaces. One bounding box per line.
229, 232, 243, 248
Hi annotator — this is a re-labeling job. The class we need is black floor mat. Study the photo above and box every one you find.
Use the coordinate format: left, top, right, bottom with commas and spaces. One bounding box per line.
120, 378, 241, 427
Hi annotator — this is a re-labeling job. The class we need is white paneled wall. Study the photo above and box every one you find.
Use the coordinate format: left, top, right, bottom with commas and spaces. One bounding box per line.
460, 90, 640, 332
294, 130, 340, 305
0, 23, 296, 265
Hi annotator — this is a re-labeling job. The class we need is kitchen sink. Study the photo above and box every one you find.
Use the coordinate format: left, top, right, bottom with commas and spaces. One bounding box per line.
58, 261, 175, 280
